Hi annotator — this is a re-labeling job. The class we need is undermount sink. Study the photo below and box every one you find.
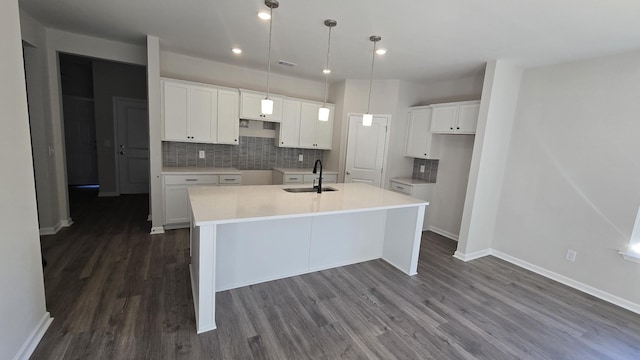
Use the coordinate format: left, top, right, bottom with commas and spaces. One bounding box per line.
283, 187, 338, 193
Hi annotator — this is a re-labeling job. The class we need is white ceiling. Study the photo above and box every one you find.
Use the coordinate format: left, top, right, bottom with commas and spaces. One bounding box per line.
18, 0, 640, 82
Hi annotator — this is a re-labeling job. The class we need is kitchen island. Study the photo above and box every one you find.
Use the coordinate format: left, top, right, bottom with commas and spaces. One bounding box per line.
188, 182, 428, 333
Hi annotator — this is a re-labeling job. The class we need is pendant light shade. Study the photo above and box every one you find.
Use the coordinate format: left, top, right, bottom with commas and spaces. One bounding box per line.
262, 0, 279, 115
319, 19, 337, 121
363, 35, 381, 127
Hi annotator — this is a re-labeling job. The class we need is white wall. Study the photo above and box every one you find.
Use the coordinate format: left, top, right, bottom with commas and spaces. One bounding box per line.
160, 51, 325, 101
1, 1, 51, 358
20, 10, 58, 234
456, 61, 523, 258
492, 50, 640, 305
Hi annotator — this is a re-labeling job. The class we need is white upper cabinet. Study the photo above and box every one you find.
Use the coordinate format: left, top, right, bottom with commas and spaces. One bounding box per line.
405, 106, 435, 159
162, 78, 239, 145
276, 99, 301, 147
298, 102, 334, 149
239, 90, 284, 122
430, 100, 480, 134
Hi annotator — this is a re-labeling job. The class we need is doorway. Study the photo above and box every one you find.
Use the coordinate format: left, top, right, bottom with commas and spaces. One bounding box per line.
344, 114, 390, 187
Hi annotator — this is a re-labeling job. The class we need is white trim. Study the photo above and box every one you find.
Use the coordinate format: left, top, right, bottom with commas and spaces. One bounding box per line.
429, 226, 459, 241
39, 219, 72, 235
453, 249, 491, 261
150, 226, 165, 234
619, 251, 640, 264
12, 312, 53, 360
60, 218, 73, 227
491, 249, 640, 315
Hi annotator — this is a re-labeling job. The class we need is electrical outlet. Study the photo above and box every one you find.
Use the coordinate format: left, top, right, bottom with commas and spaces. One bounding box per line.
199, 150, 205, 159
565, 249, 577, 262
298, 154, 303, 161
419, 165, 426, 173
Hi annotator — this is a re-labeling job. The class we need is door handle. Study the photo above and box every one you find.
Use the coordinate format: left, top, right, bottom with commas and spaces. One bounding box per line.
119, 151, 125, 155
120, 145, 125, 149
346, 171, 351, 175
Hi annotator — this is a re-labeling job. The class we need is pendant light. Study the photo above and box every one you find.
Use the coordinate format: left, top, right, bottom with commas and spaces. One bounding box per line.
261, 0, 279, 115
363, 35, 381, 127
318, 19, 337, 121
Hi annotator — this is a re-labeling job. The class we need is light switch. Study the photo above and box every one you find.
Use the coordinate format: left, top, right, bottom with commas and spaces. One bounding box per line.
298, 154, 303, 161
199, 150, 205, 159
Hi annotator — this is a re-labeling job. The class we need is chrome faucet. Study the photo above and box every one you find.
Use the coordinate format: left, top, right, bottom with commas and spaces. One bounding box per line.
312, 159, 323, 193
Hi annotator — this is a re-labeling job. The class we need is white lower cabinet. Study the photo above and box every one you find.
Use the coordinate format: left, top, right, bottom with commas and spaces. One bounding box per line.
389, 178, 434, 231
163, 173, 241, 228
272, 168, 338, 185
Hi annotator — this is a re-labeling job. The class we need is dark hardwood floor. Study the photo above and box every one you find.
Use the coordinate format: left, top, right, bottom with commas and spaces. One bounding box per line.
33, 191, 640, 359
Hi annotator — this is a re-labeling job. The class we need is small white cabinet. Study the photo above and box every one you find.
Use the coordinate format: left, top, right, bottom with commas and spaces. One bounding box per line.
240, 90, 284, 122
276, 99, 302, 147
389, 178, 434, 231
298, 102, 334, 149
163, 172, 241, 228
405, 106, 438, 159
430, 101, 480, 134
162, 78, 239, 144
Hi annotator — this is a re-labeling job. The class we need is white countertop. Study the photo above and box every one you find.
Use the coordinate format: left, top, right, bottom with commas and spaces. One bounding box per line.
189, 183, 428, 226
161, 167, 241, 175
390, 177, 436, 186
272, 167, 338, 175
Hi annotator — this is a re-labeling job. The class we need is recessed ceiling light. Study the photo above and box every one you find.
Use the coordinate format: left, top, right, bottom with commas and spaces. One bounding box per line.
376, 48, 387, 55
232, 48, 242, 54
323, 69, 331, 74
258, 11, 271, 20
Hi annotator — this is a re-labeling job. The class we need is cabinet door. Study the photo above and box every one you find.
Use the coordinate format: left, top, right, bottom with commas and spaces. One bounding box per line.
163, 81, 189, 141
315, 104, 334, 149
240, 91, 283, 122
164, 185, 190, 224
430, 105, 458, 133
405, 108, 432, 158
456, 103, 479, 134
298, 102, 318, 148
216, 89, 239, 145
278, 99, 301, 147
189, 86, 216, 142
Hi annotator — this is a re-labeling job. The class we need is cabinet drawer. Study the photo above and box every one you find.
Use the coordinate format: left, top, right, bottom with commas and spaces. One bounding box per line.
390, 181, 413, 195
218, 174, 242, 185
303, 174, 337, 184
284, 174, 304, 183
164, 174, 219, 185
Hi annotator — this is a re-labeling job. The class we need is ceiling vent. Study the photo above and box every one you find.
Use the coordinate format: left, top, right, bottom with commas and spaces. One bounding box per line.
277, 60, 297, 67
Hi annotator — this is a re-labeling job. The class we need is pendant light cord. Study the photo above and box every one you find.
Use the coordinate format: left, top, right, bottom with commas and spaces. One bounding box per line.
322, 25, 333, 107
366, 39, 377, 114
266, 6, 274, 99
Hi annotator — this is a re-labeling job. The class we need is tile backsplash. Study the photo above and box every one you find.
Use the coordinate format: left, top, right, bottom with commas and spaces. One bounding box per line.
162, 136, 324, 170
412, 158, 439, 182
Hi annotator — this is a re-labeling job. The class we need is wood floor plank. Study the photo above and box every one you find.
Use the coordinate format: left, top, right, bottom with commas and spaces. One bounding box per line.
31, 190, 640, 359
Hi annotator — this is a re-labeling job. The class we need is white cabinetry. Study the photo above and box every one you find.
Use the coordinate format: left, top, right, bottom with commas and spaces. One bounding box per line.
298, 102, 334, 149
272, 168, 337, 185
163, 172, 241, 228
162, 78, 239, 144
389, 178, 434, 231
276, 99, 302, 147
405, 106, 438, 159
240, 90, 284, 122
430, 101, 480, 134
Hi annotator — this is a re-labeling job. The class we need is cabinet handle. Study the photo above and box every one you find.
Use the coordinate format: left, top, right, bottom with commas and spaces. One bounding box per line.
223, 178, 235, 181
185, 179, 198, 182
397, 186, 405, 190
290, 177, 299, 180
456, 127, 460, 130
450, 127, 454, 130
281, 141, 284, 144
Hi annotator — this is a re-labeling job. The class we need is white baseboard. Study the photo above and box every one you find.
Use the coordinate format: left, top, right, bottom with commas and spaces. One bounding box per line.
98, 191, 119, 197
490, 249, 640, 315
453, 249, 492, 261
39, 218, 72, 235
12, 312, 53, 360
150, 226, 165, 235
429, 226, 459, 241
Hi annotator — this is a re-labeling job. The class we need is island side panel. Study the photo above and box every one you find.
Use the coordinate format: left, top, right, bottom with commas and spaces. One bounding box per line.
215, 217, 313, 292
308, 210, 386, 272
382, 205, 426, 275
193, 224, 217, 333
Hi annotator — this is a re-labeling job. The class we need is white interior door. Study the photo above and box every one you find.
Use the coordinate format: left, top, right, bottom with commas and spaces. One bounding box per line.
115, 98, 149, 194
344, 114, 389, 187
